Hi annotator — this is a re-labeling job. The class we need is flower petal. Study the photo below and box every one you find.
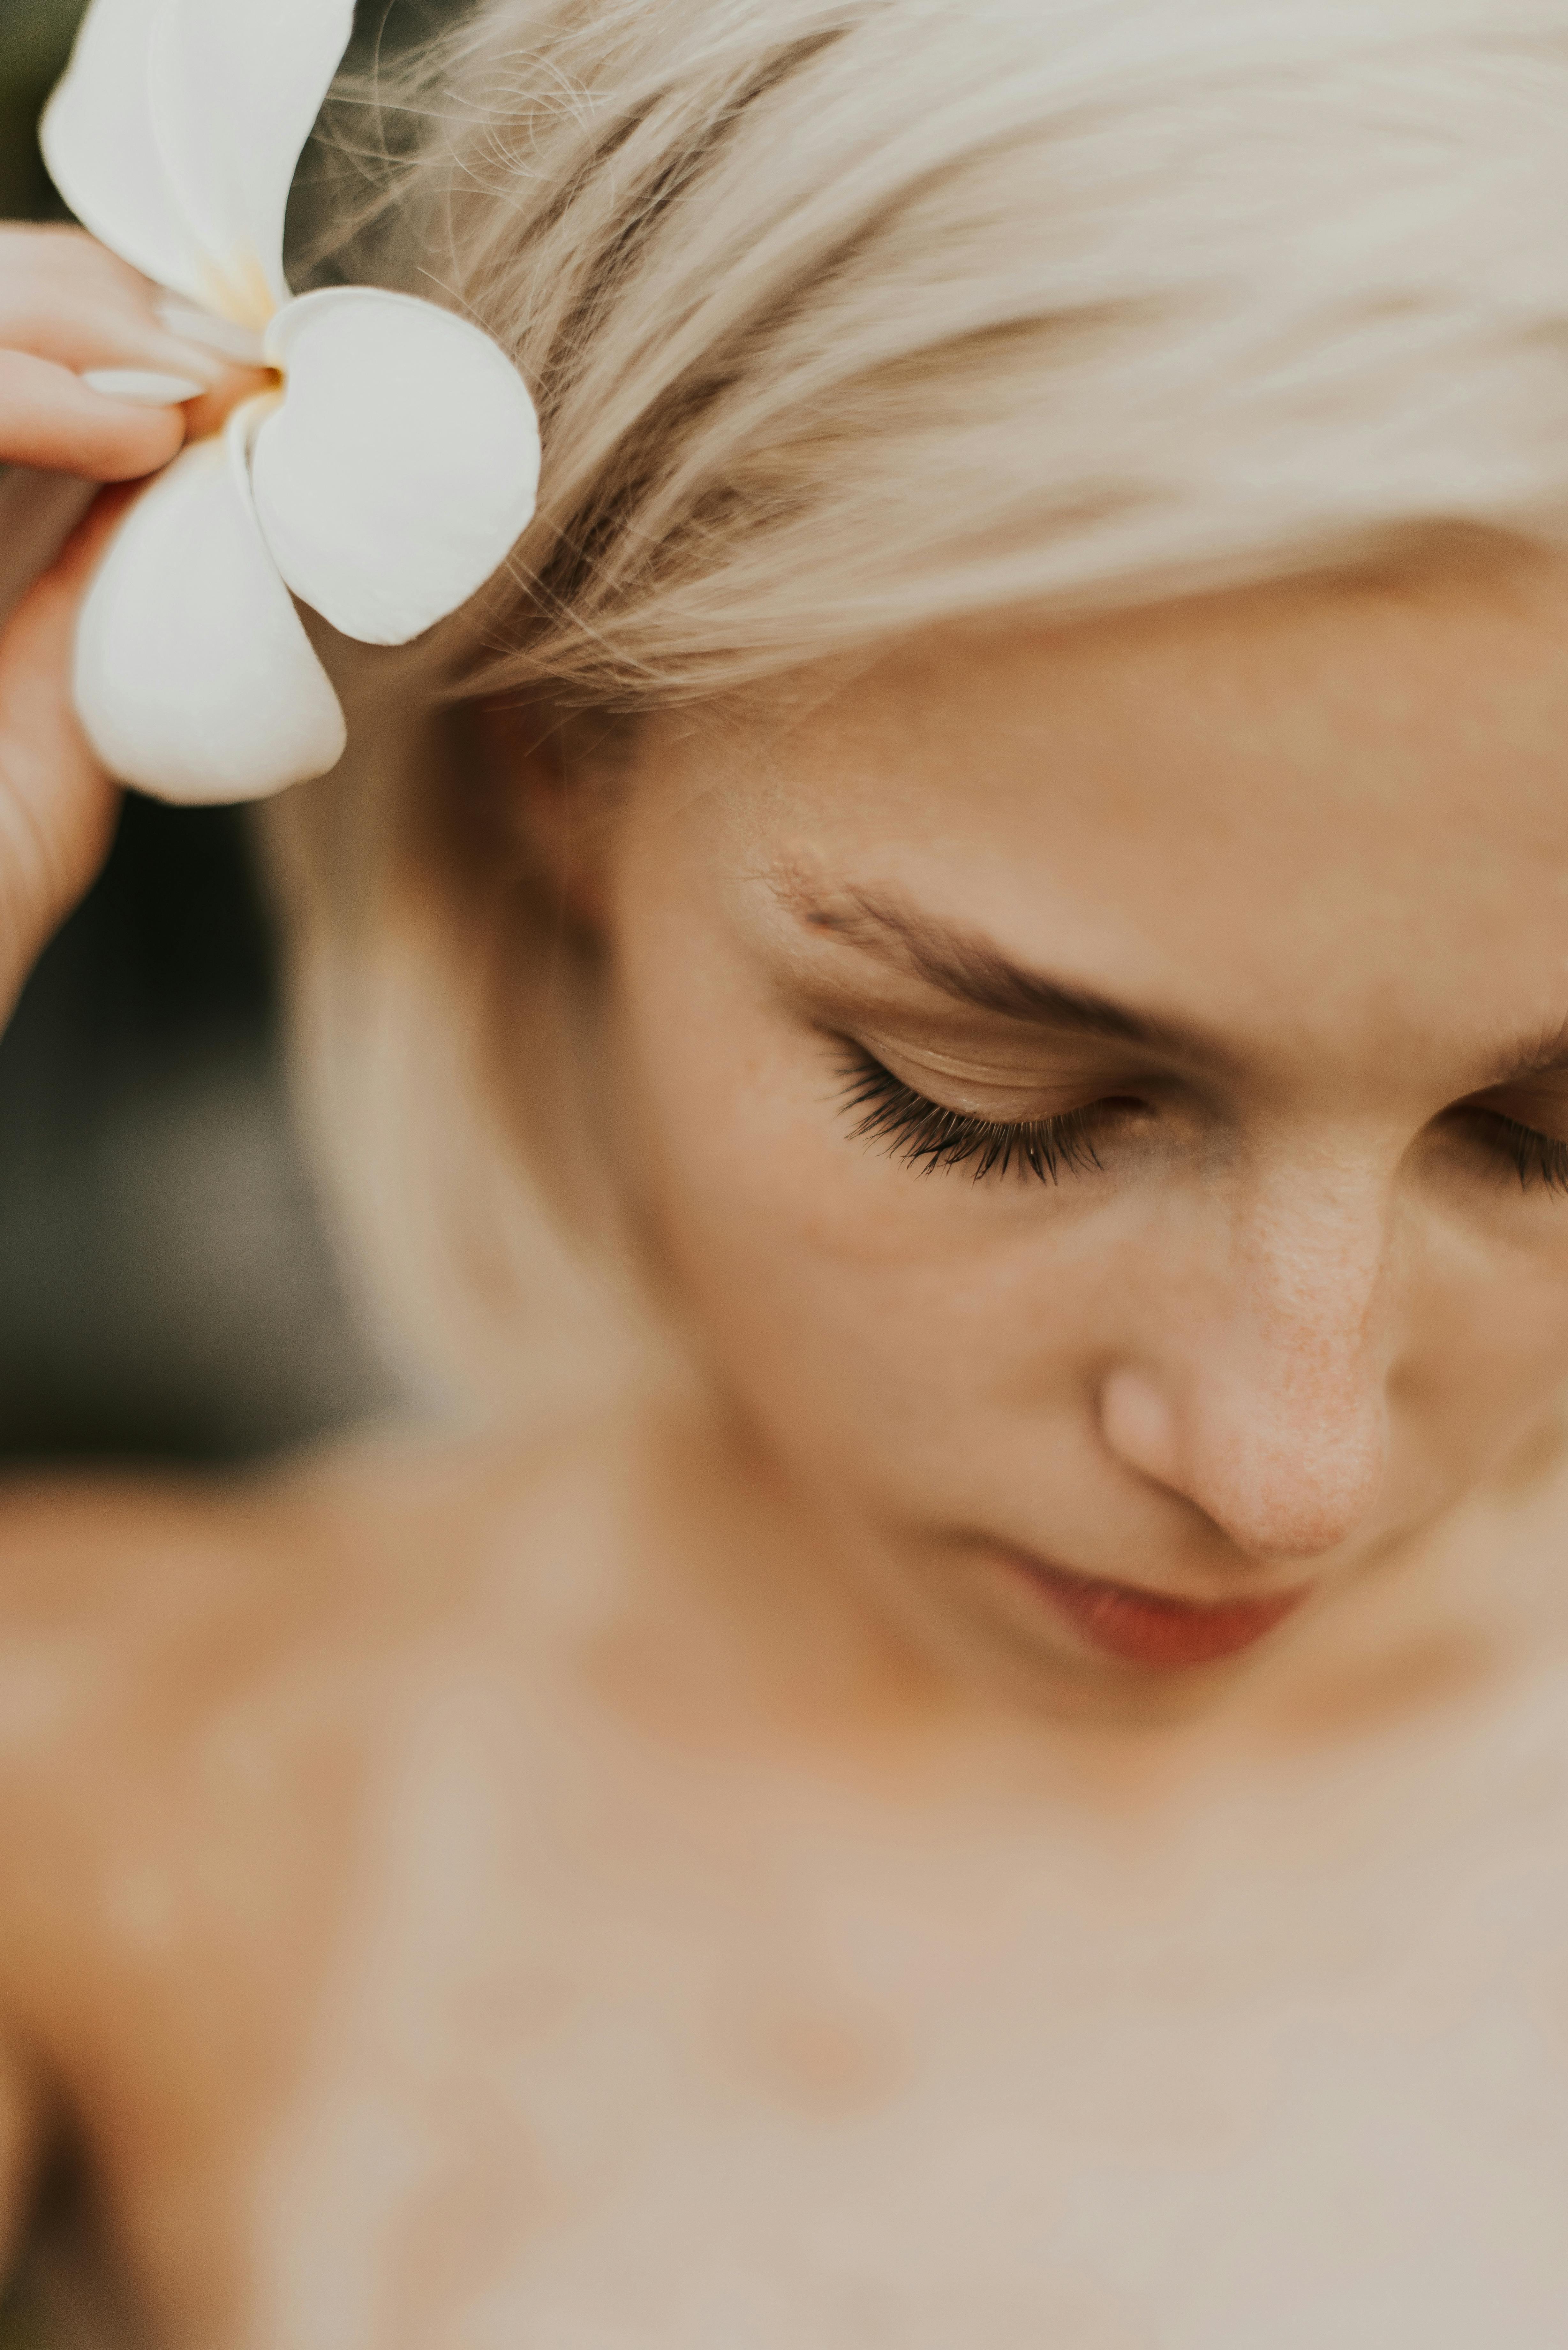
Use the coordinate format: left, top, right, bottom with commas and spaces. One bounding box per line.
75, 398, 346, 804
40, 0, 205, 307
154, 298, 266, 369
253, 288, 541, 645
149, 0, 354, 323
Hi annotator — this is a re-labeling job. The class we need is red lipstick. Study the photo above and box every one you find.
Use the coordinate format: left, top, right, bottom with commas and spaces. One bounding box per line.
1005, 1553, 1308, 1669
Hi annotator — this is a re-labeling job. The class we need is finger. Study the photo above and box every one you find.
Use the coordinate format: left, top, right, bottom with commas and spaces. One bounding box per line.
0, 471, 97, 634
0, 470, 141, 664
0, 225, 224, 382
0, 294, 227, 381
0, 224, 175, 320
0, 488, 126, 1001
49, 478, 142, 585
0, 349, 186, 480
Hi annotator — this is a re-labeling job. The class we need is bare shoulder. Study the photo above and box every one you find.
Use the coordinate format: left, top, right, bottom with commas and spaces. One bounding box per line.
0, 1410, 624, 1763
0, 1459, 269, 1595
0, 1455, 346, 1687
0, 1426, 559, 2004
0, 1430, 464, 1681
0, 1407, 654, 2303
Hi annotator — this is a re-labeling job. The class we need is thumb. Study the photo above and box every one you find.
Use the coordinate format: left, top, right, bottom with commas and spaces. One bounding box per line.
0, 480, 133, 1013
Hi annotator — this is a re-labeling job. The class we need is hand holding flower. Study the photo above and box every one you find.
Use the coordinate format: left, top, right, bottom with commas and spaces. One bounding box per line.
40, 0, 542, 805
0, 225, 227, 1017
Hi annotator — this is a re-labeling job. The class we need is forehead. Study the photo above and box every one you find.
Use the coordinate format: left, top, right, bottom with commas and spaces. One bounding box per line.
679, 552, 1568, 1071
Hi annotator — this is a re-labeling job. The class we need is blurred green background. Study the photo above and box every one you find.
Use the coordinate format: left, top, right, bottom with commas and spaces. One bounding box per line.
0, 0, 73, 218
0, 0, 411, 1467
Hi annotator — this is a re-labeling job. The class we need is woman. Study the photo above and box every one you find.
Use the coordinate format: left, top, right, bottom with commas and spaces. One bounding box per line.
2, 0, 1568, 2341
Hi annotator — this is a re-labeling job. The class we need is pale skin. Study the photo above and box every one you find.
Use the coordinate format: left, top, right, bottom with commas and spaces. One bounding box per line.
2, 230, 1568, 2347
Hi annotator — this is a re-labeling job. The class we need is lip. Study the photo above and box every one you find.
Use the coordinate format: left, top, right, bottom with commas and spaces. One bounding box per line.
999, 1550, 1309, 1670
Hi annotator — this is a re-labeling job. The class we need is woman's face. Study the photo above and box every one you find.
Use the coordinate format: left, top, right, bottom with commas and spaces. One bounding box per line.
591, 552, 1568, 1711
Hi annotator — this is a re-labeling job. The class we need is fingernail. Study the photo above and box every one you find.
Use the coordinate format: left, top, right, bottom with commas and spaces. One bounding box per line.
82, 367, 208, 407
153, 298, 268, 367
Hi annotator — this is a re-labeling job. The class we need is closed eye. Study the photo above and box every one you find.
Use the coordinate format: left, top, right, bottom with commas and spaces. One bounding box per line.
1458, 1105, 1568, 1195
838, 1046, 1139, 1184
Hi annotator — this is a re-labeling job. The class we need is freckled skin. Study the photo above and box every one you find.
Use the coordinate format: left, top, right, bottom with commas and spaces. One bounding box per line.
7, 234, 1568, 2340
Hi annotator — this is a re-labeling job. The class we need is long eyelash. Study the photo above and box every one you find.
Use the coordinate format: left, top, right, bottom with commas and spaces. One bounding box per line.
1489, 1113, 1568, 1196
839, 1049, 1105, 1184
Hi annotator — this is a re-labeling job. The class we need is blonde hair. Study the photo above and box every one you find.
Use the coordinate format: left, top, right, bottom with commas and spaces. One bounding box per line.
268, 0, 1568, 1407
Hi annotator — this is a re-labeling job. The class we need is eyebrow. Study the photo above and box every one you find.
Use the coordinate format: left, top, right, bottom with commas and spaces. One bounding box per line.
1484, 1028, 1568, 1088
792, 883, 1568, 1096
789, 883, 1219, 1059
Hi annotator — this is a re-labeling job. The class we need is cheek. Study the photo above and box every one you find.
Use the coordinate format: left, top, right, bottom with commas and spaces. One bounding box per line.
614, 957, 1130, 1508
1394, 1232, 1568, 1456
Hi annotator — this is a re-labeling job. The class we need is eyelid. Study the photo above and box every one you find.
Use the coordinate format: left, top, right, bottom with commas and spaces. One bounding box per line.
848, 1026, 1148, 1120
854, 1027, 1058, 1084
835, 1042, 1145, 1187
1455, 1103, 1568, 1195
1465, 1080, 1568, 1126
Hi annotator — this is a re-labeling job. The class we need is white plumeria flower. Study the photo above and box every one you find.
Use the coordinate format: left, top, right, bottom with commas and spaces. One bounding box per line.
42, 0, 541, 803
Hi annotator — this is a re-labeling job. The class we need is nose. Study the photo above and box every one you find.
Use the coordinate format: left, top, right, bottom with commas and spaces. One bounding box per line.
1099, 1180, 1392, 1565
